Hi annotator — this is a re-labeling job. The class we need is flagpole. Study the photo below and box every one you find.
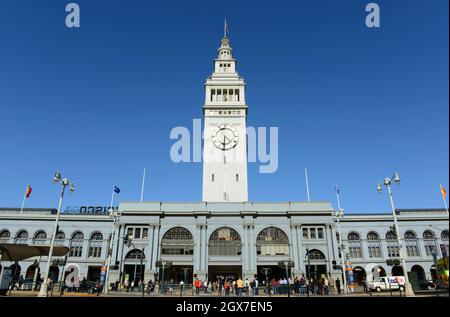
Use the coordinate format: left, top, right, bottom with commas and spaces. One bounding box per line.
140, 168, 146, 202
110, 185, 115, 214
20, 187, 27, 214
305, 167, 310, 202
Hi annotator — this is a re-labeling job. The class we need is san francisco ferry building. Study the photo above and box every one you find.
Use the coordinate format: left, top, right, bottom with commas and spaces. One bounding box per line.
0, 35, 448, 291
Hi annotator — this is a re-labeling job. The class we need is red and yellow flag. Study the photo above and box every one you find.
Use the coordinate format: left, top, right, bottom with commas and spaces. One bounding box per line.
440, 184, 447, 198
25, 185, 32, 198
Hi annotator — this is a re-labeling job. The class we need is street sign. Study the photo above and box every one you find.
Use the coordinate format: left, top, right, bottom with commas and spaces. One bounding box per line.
277, 261, 294, 268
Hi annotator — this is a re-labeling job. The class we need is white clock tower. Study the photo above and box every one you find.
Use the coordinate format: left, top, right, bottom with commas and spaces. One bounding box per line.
202, 33, 248, 202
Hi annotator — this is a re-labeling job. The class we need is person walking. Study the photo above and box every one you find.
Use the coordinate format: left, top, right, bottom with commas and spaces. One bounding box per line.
236, 277, 244, 296
328, 276, 335, 295
336, 277, 341, 295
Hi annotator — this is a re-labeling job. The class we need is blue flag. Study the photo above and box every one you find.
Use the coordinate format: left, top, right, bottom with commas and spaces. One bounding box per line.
114, 186, 120, 194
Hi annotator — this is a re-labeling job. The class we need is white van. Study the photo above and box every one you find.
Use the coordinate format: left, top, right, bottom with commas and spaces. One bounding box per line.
368, 276, 405, 292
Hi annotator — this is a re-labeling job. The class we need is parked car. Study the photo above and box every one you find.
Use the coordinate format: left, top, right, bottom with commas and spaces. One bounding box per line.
368, 276, 405, 292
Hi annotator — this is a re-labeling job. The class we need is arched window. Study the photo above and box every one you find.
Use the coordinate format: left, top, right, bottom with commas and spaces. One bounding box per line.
307, 249, 326, 260
32, 231, 47, 245
386, 231, 399, 257
423, 230, 437, 256
209, 227, 242, 256
14, 230, 28, 244
161, 227, 194, 255
367, 232, 382, 258
442, 230, 449, 255
69, 232, 84, 257
404, 231, 419, 257
125, 249, 145, 259
55, 231, 65, 246
88, 232, 103, 258
348, 232, 362, 259
0, 230, 10, 243
256, 227, 289, 256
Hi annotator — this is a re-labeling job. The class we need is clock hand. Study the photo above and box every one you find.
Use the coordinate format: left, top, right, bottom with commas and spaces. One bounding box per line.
223, 135, 231, 143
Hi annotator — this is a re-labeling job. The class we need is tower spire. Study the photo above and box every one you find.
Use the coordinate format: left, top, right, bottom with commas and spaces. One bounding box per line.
224, 19, 229, 38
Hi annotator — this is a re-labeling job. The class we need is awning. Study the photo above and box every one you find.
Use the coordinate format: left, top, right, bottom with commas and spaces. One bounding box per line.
0, 244, 69, 262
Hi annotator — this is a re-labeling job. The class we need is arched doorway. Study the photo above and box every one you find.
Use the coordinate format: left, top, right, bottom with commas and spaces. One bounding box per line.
208, 227, 242, 282
411, 265, 426, 289
160, 227, 194, 283
353, 266, 367, 285
305, 249, 327, 280
9, 263, 21, 282
256, 227, 290, 282
123, 249, 145, 285
392, 265, 404, 276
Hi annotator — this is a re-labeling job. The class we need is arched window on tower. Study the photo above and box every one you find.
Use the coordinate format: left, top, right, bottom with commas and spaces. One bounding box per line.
55, 231, 65, 246
256, 227, 289, 256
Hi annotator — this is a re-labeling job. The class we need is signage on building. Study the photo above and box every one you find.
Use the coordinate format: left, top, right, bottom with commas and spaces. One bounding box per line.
218, 228, 231, 240
63, 206, 118, 215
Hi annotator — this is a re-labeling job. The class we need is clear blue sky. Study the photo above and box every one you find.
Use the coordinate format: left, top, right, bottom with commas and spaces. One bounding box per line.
0, 0, 448, 213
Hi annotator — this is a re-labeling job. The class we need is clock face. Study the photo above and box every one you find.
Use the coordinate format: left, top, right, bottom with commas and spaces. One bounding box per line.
211, 123, 239, 151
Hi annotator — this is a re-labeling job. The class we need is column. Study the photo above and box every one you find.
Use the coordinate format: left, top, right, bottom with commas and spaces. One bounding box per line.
290, 224, 300, 274
297, 226, 305, 275
194, 224, 202, 276
204, 225, 209, 276
249, 225, 256, 275
151, 225, 160, 272
325, 225, 334, 273
147, 225, 156, 271
242, 225, 248, 273
361, 238, 370, 260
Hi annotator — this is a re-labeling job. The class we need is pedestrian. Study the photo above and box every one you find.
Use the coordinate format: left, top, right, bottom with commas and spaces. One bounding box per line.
300, 276, 306, 295
335, 277, 341, 294
362, 278, 368, 293
236, 277, 244, 296
194, 278, 201, 295
328, 277, 335, 295
180, 280, 185, 296
324, 277, 329, 295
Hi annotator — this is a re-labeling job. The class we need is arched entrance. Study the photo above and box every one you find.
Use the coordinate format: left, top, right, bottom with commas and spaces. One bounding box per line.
160, 227, 194, 283
353, 266, 367, 285
256, 227, 290, 283
305, 249, 327, 279
371, 265, 387, 280
392, 265, 404, 276
123, 249, 145, 285
411, 265, 426, 289
208, 227, 242, 282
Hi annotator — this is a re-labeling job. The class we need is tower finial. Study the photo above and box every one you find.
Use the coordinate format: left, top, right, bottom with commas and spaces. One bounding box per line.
224, 19, 229, 38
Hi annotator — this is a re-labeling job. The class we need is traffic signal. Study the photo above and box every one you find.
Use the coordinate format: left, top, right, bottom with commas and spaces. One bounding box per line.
393, 259, 401, 266
386, 259, 394, 266
332, 260, 337, 270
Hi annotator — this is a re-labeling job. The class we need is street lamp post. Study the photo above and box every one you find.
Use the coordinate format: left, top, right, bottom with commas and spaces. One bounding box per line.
333, 209, 349, 295
103, 210, 120, 295
38, 172, 75, 297
377, 172, 415, 297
